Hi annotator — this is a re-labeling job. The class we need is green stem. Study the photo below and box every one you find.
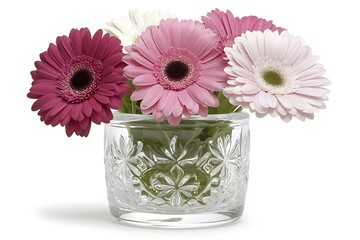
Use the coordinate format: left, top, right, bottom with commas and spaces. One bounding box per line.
131, 100, 136, 114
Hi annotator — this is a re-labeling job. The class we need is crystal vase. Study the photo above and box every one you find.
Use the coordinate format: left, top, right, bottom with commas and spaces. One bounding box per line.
104, 112, 250, 228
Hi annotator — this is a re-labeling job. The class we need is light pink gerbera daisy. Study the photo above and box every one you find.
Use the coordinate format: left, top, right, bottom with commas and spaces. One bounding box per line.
124, 19, 227, 125
224, 30, 330, 121
28, 28, 131, 137
201, 9, 284, 50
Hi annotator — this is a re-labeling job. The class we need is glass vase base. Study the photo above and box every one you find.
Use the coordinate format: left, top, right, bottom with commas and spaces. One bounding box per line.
109, 205, 244, 228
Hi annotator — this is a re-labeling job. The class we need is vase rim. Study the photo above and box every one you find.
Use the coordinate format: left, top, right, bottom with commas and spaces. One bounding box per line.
110, 111, 250, 125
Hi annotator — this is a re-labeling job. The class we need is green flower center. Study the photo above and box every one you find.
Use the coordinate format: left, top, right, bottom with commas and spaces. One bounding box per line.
262, 70, 283, 86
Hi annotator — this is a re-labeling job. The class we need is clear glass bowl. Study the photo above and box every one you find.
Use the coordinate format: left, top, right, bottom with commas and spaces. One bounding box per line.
104, 112, 250, 228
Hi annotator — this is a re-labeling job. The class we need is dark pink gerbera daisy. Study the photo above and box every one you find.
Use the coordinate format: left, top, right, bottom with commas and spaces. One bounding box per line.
28, 28, 131, 137
124, 19, 227, 125
201, 9, 284, 50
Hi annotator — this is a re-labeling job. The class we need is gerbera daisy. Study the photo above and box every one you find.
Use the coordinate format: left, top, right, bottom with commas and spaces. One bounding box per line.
105, 9, 174, 47
124, 19, 227, 125
28, 28, 131, 137
201, 9, 284, 50
224, 30, 330, 122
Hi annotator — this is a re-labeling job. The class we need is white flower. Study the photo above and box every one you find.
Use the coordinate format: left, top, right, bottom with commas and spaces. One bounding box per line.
105, 9, 175, 47
224, 30, 330, 122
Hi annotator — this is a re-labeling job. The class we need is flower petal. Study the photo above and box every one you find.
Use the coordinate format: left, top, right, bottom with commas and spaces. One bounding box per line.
167, 114, 182, 126
187, 85, 219, 107
140, 84, 164, 110
133, 74, 158, 86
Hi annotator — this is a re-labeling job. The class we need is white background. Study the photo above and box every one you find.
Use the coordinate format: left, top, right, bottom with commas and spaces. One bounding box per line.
0, 0, 359, 239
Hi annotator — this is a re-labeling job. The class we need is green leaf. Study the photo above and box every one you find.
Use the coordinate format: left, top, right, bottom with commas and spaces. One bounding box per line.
208, 91, 243, 114
119, 80, 142, 114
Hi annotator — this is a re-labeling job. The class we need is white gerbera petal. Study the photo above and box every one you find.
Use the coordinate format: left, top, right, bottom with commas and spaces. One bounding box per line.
232, 85, 243, 94
267, 92, 278, 108
273, 33, 289, 59
232, 65, 253, 79
295, 87, 330, 98
269, 109, 280, 117
293, 55, 320, 73
285, 40, 303, 65
293, 93, 326, 108
224, 30, 329, 121
229, 97, 241, 105
105, 9, 175, 47
277, 95, 292, 109
297, 65, 325, 80
258, 91, 269, 108
286, 95, 305, 111
275, 104, 288, 116
241, 84, 260, 94
300, 77, 330, 87
242, 95, 255, 102
236, 77, 253, 84
230, 48, 253, 70
280, 114, 292, 122
227, 79, 238, 85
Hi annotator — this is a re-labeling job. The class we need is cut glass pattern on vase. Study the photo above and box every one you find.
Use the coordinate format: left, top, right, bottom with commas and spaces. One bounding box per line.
104, 112, 250, 227
105, 128, 249, 213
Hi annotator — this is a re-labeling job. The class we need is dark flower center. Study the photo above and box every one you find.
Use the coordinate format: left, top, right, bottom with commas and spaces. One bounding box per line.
58, 55, 103, 103
154, 48, 201, 91
262, 70, 283, 86
70, 69, 93, 91
165, 61, 189, 82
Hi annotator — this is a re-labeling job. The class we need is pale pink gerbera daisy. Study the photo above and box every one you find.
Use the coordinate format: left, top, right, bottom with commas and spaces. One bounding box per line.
201, 9, 284, 49
124, 19, 227, 125
28, 28, 131, 137
224, 30, 330, 122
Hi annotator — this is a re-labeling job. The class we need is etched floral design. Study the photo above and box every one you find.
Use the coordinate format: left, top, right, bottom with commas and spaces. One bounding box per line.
150, 165, 200, 207
147, 136, 198, 166
207, 135, 241, 178
105, 120, 250, 213
109, 135, 144, 177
